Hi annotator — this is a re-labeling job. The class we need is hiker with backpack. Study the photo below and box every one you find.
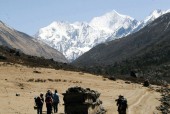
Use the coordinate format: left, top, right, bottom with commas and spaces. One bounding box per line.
45, 90, 53, 114
115, 95, 128, 114
35, 93, 44, 114
53, 89, 60, 113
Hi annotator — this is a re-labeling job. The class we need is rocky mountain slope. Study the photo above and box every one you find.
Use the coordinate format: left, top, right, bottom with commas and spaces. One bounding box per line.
0, 21, 68, 63
36, 9, 170, 61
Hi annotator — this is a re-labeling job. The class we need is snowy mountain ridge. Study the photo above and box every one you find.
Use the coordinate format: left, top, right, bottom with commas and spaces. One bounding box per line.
89, 10, 137, 32
35, 9, 170, 62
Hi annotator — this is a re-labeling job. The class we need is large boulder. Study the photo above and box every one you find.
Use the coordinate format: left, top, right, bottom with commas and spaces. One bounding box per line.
63, 86, 106, 114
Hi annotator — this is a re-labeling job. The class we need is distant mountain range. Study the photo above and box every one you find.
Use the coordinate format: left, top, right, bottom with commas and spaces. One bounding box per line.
0, 21, 68, 63
72, 12, 170, 68
35, 9, 170, 61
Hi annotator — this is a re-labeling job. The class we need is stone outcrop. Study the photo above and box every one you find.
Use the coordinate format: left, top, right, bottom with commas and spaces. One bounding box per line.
63, 86, 106, 114
143, 79, 150, 87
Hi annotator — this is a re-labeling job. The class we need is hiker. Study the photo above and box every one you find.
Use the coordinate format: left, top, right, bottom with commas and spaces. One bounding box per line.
53, 89, 59, 113
35, 93, 44, 114
115, 95, 128, 114
45, 90, 53, 98
45, 90, 53, 114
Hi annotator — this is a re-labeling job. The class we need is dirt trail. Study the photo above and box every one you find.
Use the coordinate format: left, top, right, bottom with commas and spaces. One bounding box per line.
0, 63, 161, 114
128, 91, 148, 114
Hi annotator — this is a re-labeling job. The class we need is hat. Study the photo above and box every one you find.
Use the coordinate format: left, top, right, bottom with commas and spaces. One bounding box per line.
47, 89, 51, 93
40, 92, 43, 96
119, 95, 123, 98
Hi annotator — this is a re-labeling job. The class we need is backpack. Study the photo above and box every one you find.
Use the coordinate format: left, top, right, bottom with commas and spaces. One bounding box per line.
34, 97, 38, 109
120, 99, 127, 110
35, 96, 44, 106
46, 95, 52, 104
35, 96, 40, 105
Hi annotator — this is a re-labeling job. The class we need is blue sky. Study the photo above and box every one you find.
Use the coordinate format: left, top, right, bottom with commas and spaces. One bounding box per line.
0, 0, 170, 35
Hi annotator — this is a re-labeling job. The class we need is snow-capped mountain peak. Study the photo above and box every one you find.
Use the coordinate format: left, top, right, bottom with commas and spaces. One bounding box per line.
89, 10, 136, 32
35, 9, 170, 62
108, 10, 134, 20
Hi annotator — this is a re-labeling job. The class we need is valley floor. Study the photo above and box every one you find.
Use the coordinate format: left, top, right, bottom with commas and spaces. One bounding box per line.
0, 62, 162, 114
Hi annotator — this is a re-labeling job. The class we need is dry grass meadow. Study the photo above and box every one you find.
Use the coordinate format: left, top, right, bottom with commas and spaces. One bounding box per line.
0, 62, 161, 114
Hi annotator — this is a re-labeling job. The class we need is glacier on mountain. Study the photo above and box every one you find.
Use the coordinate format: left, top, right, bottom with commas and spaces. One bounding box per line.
35, 9, 170, 62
